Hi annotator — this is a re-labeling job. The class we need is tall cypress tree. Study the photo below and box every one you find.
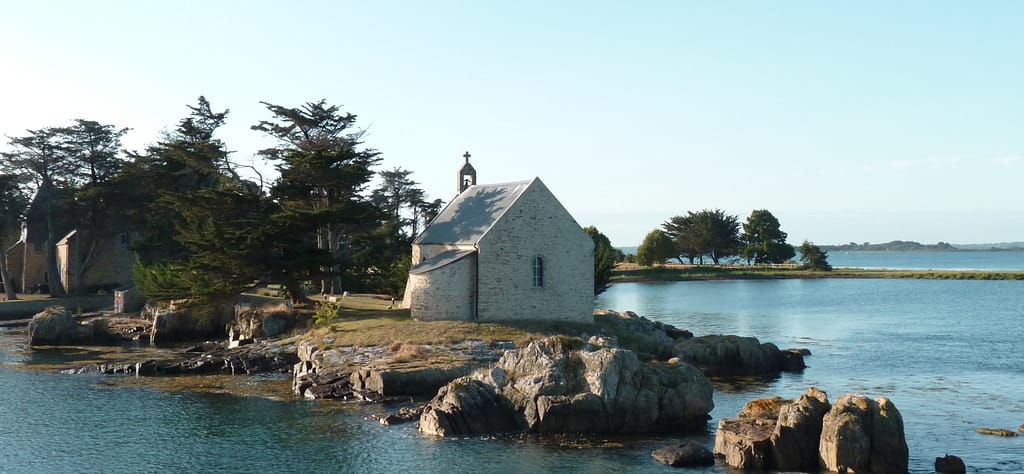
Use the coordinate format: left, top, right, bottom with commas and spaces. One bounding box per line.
253, 100, 381, 295
0, 174, 30, 299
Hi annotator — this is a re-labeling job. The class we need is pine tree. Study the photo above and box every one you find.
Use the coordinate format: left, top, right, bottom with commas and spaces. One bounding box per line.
254, 100, 381, 295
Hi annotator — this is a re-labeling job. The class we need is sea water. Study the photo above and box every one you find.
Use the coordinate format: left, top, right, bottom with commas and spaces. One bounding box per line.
1, 277, 1022, 472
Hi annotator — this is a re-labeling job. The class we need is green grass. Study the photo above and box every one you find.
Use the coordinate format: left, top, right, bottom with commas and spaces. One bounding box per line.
294, 295, 670, 359
612, 265, 1024, 282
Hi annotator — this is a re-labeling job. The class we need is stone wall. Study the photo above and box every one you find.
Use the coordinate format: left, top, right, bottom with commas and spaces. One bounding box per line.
475, 180, 593, 323
80, 237, 135, 291
0, 295, 114, 321
406, 253, 476, 321
3, 241, 25, 293
57, 233, 136, 294
20, 241, 48, 293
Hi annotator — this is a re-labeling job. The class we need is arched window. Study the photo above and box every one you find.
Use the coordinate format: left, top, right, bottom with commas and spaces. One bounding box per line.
532, 256, 544, 287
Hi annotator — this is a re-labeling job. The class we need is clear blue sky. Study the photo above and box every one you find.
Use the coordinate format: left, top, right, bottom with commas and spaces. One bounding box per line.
2, 1, 1022, 247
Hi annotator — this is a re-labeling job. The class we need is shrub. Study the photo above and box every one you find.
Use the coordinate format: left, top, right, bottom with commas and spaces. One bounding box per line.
313, 301, 342, 327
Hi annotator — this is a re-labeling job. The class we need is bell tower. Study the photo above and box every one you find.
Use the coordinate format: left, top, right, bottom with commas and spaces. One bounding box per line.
458, 151, 476, 193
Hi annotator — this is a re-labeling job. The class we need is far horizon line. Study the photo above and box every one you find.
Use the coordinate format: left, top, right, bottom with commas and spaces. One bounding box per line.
612, 240, 1024, 250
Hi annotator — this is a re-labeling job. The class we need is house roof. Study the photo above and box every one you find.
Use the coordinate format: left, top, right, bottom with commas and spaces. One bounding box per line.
415, 179, 535, 245
409, 249, 477, 275
57, 229, 78, 246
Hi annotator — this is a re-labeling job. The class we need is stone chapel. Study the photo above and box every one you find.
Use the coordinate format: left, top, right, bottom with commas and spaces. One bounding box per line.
402, 153, 594, 323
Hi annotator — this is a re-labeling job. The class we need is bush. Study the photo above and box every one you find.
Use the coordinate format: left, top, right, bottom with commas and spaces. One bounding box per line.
313, 301, 342, 327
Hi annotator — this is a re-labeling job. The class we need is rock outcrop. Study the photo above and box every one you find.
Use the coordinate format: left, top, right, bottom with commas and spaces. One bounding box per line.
673, 335, 806, 376
651, 442, 715, 467
350, 366, 474, 397
27, 307, 120, 346
975, 427, 1017, 437
62, 340, 298, 376
935, 454, 966, 474
418, 379, 522, 436
419, 337, 714, 437
148, 300, 234, 344
713, 396, 792, 469
819, 394, 908, 473
593, 309, 691, 358
292, 340, 497, 401
227, 307, 297, 348
771, 387, 830, 471
714, 389, 906, 473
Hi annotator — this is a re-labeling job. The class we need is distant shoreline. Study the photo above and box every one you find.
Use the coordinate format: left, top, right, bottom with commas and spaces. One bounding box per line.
611, 265, 1024, 283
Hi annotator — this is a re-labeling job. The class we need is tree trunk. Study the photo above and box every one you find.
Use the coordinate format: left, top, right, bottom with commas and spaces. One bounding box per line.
318, 224, 330, 294
284, 278, 312, 305
0, 255, 17, 300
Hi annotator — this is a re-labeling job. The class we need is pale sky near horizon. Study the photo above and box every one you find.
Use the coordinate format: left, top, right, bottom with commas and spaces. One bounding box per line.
2, 1, 1022, 247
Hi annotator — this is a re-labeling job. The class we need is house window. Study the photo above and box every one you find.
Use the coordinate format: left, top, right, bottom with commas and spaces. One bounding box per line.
120, 233, 129, 245
532, 256, 544, 287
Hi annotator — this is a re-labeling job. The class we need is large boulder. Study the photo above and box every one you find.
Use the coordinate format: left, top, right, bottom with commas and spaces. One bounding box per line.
935, 454, 966, 474
870, 397, 910, 473
715, 390, 906, 473
151, 311, 198, 344
350, 366, 475, 397
419, 336, 714, 437
150, 302, 233, 344
714, 418, 776, 469
713, 396, 791, 469
27, 307, 118, 346
419, 379, 522, 436
819, 394, 908, 473
772, 387, 831, 471
672, 335, 785, 376
652, 442, 715, 467
593, 309, 691, 358
819, 394, 874, 471
227, 307, 297, 347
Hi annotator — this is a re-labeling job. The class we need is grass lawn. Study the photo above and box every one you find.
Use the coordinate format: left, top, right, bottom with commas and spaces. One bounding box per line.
294, 294, 667, 357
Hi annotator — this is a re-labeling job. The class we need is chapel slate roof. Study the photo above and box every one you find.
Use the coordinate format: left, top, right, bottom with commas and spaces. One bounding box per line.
414, 179, 534, 245
408, 249, 476, 275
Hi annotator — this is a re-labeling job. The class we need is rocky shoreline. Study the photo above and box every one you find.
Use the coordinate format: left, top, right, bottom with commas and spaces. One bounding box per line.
9, 301, 990, 472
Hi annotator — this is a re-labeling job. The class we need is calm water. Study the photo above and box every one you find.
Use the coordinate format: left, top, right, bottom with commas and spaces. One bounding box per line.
2, 277, 1023, 472
599, 279, 1024, 472
824, 250, 1024, 271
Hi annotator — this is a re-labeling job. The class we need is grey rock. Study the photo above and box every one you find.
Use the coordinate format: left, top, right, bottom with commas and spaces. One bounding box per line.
780, 348, 807, 372
350, 365, 476, 397
150, 301, 234, 344
819, 394, 908, 473
771, 387, 830, 471
419, 378, 522, 436
593, 309, 685, 357
714, 417, 775, 469
651, 442, 715, 467
419, 336, 714, 437
673, 335, 784, 376
376, 406, 424, 426
870, 397, 909, 473
28, 307, 120, 346
935, 454, 966, 474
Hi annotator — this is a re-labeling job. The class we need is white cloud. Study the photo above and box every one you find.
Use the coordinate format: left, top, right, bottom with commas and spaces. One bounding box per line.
887, 156, 960, 169
990, 155, 1023, 166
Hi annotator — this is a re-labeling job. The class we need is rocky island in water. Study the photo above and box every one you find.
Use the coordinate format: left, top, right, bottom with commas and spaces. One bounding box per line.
5, 294, 982, 473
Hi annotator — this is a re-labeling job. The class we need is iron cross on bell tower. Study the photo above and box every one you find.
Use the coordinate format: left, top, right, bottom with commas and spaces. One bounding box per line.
458, 151, 477, 193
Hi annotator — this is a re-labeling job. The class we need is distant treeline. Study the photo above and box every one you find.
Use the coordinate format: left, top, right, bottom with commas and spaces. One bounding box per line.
822, 240, 1024, 252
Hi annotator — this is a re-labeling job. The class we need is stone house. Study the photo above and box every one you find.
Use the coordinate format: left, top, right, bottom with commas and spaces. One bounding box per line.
403, 156, 594, 323
2, 185, 134, 294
